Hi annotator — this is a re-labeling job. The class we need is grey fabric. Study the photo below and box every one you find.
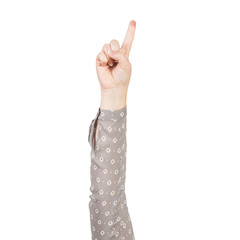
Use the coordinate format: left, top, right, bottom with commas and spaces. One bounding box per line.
88, 105, 135, 240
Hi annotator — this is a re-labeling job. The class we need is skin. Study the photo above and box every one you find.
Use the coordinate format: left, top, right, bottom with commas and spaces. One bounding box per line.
96, 20, 137, 111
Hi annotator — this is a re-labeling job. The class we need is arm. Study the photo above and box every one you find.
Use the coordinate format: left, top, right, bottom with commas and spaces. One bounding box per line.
88, 20, 136, 240
88, 104, 135, 239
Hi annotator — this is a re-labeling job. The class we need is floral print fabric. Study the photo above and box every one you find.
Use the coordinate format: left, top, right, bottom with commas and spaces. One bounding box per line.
88, 106, 135, 240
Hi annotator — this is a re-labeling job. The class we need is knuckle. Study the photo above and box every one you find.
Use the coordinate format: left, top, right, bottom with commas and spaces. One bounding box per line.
102, 44, 111, 56
110, 40, 120, 51
96, 52, 100, 60
110, 39, 119, 46
96, 52, 106, 62
102, 44, 108, 51
96, 51, 102, 58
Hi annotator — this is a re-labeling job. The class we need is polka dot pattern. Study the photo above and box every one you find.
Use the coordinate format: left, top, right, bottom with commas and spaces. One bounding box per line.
88, 105, 135, 240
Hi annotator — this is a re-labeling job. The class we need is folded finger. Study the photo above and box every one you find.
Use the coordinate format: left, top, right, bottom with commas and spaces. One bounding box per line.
102, 44, 114, 66
96, 51, 108, 67
110, 39, 120, 52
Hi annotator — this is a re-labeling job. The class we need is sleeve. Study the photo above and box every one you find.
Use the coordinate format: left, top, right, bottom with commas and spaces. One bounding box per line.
88, 105, 135, 240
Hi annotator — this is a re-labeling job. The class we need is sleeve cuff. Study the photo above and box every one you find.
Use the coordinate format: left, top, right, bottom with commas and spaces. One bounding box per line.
98, 105, 127, 121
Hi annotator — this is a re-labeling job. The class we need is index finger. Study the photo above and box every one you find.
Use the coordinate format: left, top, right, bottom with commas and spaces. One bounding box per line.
121, 20, 136, 58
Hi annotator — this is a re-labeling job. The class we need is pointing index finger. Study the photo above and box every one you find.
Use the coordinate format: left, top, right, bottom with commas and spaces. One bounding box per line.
121, 20, 136, 58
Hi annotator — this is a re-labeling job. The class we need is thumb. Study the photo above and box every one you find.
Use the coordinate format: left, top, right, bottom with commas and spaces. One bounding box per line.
108, 49, 130, 69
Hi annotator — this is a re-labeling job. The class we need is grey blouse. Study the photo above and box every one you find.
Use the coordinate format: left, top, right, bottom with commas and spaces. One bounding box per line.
88, 106, 135, 240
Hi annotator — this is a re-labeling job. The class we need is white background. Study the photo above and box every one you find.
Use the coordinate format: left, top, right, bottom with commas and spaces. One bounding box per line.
0, 0, 240, 239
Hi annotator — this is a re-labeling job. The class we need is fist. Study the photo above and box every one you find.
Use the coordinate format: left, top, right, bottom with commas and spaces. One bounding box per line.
96, 20, 136, 92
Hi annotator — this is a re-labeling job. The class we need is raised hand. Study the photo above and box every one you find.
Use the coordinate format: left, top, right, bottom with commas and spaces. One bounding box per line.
96, 20, 136, 94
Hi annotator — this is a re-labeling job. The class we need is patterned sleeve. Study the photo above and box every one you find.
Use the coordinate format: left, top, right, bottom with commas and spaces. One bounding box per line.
88, 105, 135, 240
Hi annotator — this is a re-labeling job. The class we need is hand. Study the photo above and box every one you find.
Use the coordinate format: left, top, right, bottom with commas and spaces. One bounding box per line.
96, 20, 136, 110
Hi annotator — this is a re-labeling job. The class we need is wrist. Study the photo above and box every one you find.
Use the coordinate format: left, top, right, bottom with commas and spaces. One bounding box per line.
100, 88, 128, 111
